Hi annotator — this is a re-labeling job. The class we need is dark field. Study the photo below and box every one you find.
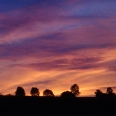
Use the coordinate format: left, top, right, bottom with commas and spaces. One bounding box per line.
0, 97, 116, 115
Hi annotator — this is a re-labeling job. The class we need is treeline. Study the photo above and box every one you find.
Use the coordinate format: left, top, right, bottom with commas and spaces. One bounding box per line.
0, 84, 80, 97
0, 84, 116, 97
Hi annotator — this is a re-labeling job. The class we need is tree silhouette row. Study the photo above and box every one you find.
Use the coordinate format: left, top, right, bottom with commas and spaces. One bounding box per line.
15, 84, 80, 97
0, 84, 116, 97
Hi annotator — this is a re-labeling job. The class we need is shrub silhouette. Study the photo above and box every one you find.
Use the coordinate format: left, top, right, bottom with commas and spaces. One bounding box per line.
5, 94, 13, 96
30, 87, 40, 96
15, 86, 25, 96
60, 91, 75, 97
43, 89, 54, 97
70, 84, 80, 96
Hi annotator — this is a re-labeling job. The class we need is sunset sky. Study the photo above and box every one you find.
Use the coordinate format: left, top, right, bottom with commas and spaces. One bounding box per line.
0, 0, 116, 96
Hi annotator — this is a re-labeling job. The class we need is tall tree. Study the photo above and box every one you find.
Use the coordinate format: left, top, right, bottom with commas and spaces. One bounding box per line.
15, 86, 25, 96
70, 84, 80, 96
30, 87, 39, 96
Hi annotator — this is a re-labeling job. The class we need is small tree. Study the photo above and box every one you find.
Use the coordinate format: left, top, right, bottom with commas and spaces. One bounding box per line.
43, 89, 54, 97
70, 84, 80, 96
60, 91, 75, 97
30, 87, 39, 96
15, 86, 25, 96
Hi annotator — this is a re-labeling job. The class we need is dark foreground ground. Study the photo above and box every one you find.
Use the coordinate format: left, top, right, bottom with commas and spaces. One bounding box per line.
0, 96, 116, 116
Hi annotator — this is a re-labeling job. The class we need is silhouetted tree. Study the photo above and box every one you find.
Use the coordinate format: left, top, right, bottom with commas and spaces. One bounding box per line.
106, 87, 115, 97
43, 89, 54, 97
70, 84, 80, 96
60, 91, 75, 97
106, 87, 113, 94
95, 89, 103, 97
15, 86, 25, 96
30, 87, 39, 96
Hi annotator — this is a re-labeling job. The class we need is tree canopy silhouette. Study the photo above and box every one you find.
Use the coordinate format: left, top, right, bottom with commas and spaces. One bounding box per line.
15, 86, 25, 96
70, 84, 80, 96
95, 89, 103, 97
60, 91, 75, 97
30, 87, 40, 96
43, 89, 54, 97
